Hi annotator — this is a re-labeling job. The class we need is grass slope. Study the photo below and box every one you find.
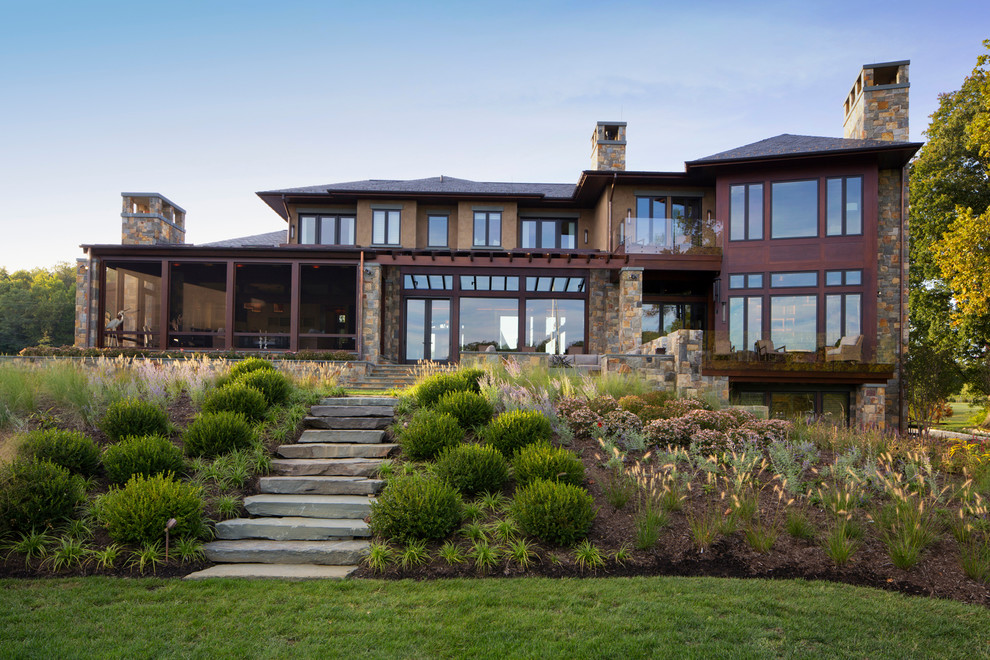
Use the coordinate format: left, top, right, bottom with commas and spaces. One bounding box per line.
1, 577, 987, 658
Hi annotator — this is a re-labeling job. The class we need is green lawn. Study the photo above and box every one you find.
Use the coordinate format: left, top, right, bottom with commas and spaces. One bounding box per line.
1, 577, 987, 658
939, 401, 984, 432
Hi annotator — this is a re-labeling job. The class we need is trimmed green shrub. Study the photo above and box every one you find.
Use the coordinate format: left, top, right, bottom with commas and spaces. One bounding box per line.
512, 479, 595, 546
228, 357, 277, 379
414, 372, 471, 408
102, 434, 186, 485
17, 429, 100, 477
457, 368, 486, 393
482, 410, 553, 457
398, 410, 463, 461
237, 369, 292, 407
99, 398, 170, 443
0, 459, 86, 534
95, 473, 204, 545
369, 474, 463, 542
201, 382, 268, 421
183, 411, 255, 458
513, 441, 585, 487
435, 443, 509, 496
433, 390, 494, 429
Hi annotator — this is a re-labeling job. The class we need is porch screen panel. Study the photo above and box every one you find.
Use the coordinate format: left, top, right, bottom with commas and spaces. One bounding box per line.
234, 264, 291, 349
103, 261, 162, 348
299, 265, 357, 351
168, 262, 226, 348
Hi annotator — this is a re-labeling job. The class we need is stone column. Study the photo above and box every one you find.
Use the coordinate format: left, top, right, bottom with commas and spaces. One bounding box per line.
854, 384, 886, 429
73, 259, 89, 347
587, 269, 610, 354
361, 263, 382, 363
617, 267, 643, 353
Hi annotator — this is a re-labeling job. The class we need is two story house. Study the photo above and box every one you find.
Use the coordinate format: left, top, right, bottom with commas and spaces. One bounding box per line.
74, 61, 918, 430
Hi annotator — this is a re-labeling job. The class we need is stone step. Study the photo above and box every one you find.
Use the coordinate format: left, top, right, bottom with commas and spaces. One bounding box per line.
310, 405, 396, 418
203, 539, 369, 565
260, 475, 384, 495
185, 563, 358, 580
244, 494, 374, 519
272, 458, 382, 477
298, 429, 386, 444
215, 517, 370, 541
304, 416, 390, 430
320, 396, 398, 406
277, 443, 397, 459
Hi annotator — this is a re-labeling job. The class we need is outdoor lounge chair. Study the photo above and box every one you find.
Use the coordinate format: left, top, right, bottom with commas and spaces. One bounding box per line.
755, 339, 786, 361
825, 334, 863, 362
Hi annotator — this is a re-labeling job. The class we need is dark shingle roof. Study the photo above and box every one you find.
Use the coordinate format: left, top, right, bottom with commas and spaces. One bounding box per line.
689, 134, 914, 164
261, 176, 576, 199
198, 230, 286, 248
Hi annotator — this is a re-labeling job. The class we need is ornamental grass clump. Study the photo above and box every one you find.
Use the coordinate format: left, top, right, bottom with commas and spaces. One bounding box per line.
513, 441, 584, 487
237, 369, 292, 407
512, 479, 595, 546
414, 372, 471, 408
201, 382, 268, 421
102, 434, 186, 485
0, 459, 86, 535
433, 390, 495, 430
398, 410, 463, 461
183, 411, 256, 458
99, 398, 171, 443
95, 473, 205, 546
483, 410, 553, 458
434, 443, 508, 496
17, 428, 100, 477
369, 474, 463, 542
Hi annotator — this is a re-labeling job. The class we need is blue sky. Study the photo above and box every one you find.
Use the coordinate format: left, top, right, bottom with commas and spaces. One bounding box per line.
0, 0, 987, 271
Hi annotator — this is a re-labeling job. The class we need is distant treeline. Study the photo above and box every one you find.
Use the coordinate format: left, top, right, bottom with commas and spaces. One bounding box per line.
0, 263, 76, 354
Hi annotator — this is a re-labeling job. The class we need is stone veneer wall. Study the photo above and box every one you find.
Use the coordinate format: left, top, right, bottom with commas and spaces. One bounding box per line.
854, 384, 886, 428
361, 264, 382, 362
381, 266, 402, 362
843, 63, 909, 142
121, 196, 185, 245
877, 167, 908, 431
617, 268, 643, 354
587, 269, 614, 355
591, 123, 626, 171
73, 259, 89, 347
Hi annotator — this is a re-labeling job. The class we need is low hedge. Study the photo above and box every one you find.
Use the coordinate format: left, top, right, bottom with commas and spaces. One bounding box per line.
0, 459, 86, 535
398, 410, 463, 461
102, 434, 186, 485
369, 474, 463, 542
435, 443, 509, 496
17, 429, 100, 477
95, 473, 204, 545
512, 479, 595, 546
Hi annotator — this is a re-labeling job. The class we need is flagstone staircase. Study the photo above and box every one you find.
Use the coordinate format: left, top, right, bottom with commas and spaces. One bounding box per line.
343, 363, 419, 392
185, 397, 397, 580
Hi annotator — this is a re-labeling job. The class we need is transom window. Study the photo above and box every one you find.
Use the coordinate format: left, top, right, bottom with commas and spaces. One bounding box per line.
520, 219, 577, 250
825, 270, 862, 286
473, 211, 501, 247
299, 215, 356, 246
770, 272, 817, 288
771, 180, 818, 239
729, 184, 764, 241
427, 215, 448, 248
460, 275, 519, 291
372, 210, 401, 245
525, 276, 586, 293
403, 274, 453, 290
826, 176, 863, 236
729, 273, 764, 289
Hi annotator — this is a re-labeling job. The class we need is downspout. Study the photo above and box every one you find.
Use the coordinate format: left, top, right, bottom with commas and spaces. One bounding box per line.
607, 172, 617, 253
85, 249, 93, 347
899, 164, 907, 433
281, 194, 291, 242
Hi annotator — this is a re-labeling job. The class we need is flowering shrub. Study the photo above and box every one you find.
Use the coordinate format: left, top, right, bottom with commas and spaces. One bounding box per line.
617, 395, 646, 415
660, 398, 707, 419
643, 416, 696, 447
556, 397, 603, 440
741, 419, 793, 445
691, 429, 731, 455
587, 395, 619, 417
601, 409, 643, 440
683, 409, 738, 433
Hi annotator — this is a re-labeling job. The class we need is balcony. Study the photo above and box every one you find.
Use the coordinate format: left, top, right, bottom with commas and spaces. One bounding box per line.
620, 215, 722, 255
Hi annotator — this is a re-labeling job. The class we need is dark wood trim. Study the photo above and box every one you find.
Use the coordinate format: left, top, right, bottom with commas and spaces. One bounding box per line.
158, 260, 169, 351
289, 262, 300, 352
224, 262, 235, 351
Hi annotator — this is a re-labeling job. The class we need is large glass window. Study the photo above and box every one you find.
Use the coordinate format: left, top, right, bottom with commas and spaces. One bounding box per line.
670, 197, 702, 250
372, 210, 401, 245
826, 176, 863, 236
103, 262, 162, 348
299, 214, 355, 246
298, 265, 357, 351
730, 184, 763, 241
473, 211, 501, 247
635, 196, 703, 249
826, 293, 861, 346
168, 262, 225, 348
233, 264, 291, 349
460, 297, 517, 351
526, 299, 585, 354
728, 296, 762, 352
771, 180, 818, 239
771, 295, 817, 351
642, 302, 706, 343
520, 219, 577, 250
825, 269, 862, 286
427, 215, 448, 248
635, 196, 667, 247
729, 273, 763, 289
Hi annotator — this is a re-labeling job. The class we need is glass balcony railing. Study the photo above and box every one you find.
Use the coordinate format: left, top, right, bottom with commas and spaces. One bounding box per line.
620, 216, 722, 255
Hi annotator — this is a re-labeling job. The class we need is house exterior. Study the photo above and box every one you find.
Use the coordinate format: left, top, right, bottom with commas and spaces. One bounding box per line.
74, 61, 918, 430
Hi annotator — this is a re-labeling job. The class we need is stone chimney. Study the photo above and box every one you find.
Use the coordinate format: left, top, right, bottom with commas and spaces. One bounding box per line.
843, 61, 909, 142
121, 193, 186, 244
591, 121, 626, 170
